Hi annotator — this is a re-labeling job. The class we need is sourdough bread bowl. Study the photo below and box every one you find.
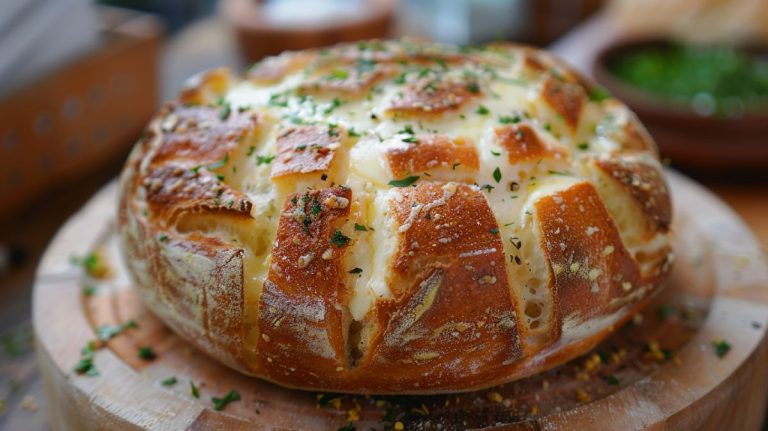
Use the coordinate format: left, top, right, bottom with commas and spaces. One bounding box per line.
117, 39, 673, 394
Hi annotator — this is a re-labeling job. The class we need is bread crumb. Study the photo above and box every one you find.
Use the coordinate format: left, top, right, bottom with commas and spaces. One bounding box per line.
487, 392, 503, 403
20, 395, 38, 412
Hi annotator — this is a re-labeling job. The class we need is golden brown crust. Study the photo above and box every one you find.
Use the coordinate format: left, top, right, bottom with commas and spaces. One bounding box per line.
271, 125, 345, 179
387, 77, 481, 117
594, 155, 672, 233
258, 187, 352, 385
386, 134, 479, 177
495, 124, 568, 163
358, 183, 523, 391
117, 39, 673, 394
541, 76, 587, 129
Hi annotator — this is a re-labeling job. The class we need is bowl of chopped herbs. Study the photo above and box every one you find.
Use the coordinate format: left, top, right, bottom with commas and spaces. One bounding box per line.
594, 39, 768, 172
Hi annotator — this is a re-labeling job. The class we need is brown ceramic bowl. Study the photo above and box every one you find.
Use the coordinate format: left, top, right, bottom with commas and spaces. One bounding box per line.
593, 39, 768, 174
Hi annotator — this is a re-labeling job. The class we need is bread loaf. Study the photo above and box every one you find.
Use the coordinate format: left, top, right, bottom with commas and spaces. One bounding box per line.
117, 40, 673, 394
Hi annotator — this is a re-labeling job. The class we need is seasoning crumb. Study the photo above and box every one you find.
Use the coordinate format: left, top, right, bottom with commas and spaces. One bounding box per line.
20, 395, 38, 412
575, 388, 591, 404
487, 391, 503, 403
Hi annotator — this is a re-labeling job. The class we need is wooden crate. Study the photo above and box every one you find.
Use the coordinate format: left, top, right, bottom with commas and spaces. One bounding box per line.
0, 7, 163, 222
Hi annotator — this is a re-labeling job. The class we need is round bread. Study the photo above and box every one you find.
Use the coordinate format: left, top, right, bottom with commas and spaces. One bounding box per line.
117, 40, 673, 394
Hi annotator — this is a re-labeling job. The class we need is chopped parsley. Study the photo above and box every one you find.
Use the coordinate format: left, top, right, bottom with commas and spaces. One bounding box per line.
327, 69, 349, 80
388, 176, 419, 187
491, 150, 501, 156
499, 115, 521, 124
480, 184, 494, 192
161, 376, 178, 386
74, 342, 99, 377
489, 228, 499, 235
548, 170, 573, 176
268, 93, 289, 107
328, 123, 340, 137
190, 381, 200, 398
466, 81, 481, 94
256, 154, 275, 165
605, 375, 620, 385
137, 346, 156, 360
323, 98, 343, 114
348, 128, 361, 137
310, 198, 322, 215
218, 102, 231, 121
96, 320, 137, 342
577, 142, 590, 150
207, 154, 229, 170
712, 340, 731, 358
330, 230, 351, 248
588, 86, 612, 102
354, 223, 368, 232
337, 423, 356, 431
157, 234, 168, 242
476, 105, 490, 115
247, 146, 256, 156
492, 167, 502, 183
212, 390, 241, 411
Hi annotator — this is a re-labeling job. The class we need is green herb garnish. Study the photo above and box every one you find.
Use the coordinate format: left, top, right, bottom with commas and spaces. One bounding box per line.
388, 176, 419, 187
161, 376, 178, 386
256, 154, 275, 165
499, 115, 520, 124
137, 346, 156, 360
96, 320, 137, 342
212, 390, 241, 411
330, 230, 351, 248
712, 340, 731, 358
492, 167, 502, 183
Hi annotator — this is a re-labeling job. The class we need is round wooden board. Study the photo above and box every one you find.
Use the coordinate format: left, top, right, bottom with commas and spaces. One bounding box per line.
33, 171, 768, 431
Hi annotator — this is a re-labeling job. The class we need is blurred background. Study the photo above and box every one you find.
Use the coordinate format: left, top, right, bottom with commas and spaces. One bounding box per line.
0, 0, 766, 428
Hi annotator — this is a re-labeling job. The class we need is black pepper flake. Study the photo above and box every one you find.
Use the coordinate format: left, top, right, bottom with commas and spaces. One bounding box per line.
349, 267, 363, 274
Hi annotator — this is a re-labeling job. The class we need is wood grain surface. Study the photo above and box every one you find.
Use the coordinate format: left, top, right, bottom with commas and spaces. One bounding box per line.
32, 171, 768, 430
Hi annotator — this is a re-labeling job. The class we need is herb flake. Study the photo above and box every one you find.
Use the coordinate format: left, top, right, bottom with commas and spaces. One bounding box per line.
212, 390, 241, 411
388, 176, 419, 187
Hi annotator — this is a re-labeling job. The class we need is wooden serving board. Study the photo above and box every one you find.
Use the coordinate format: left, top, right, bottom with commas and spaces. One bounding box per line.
33, 171, 768, 430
